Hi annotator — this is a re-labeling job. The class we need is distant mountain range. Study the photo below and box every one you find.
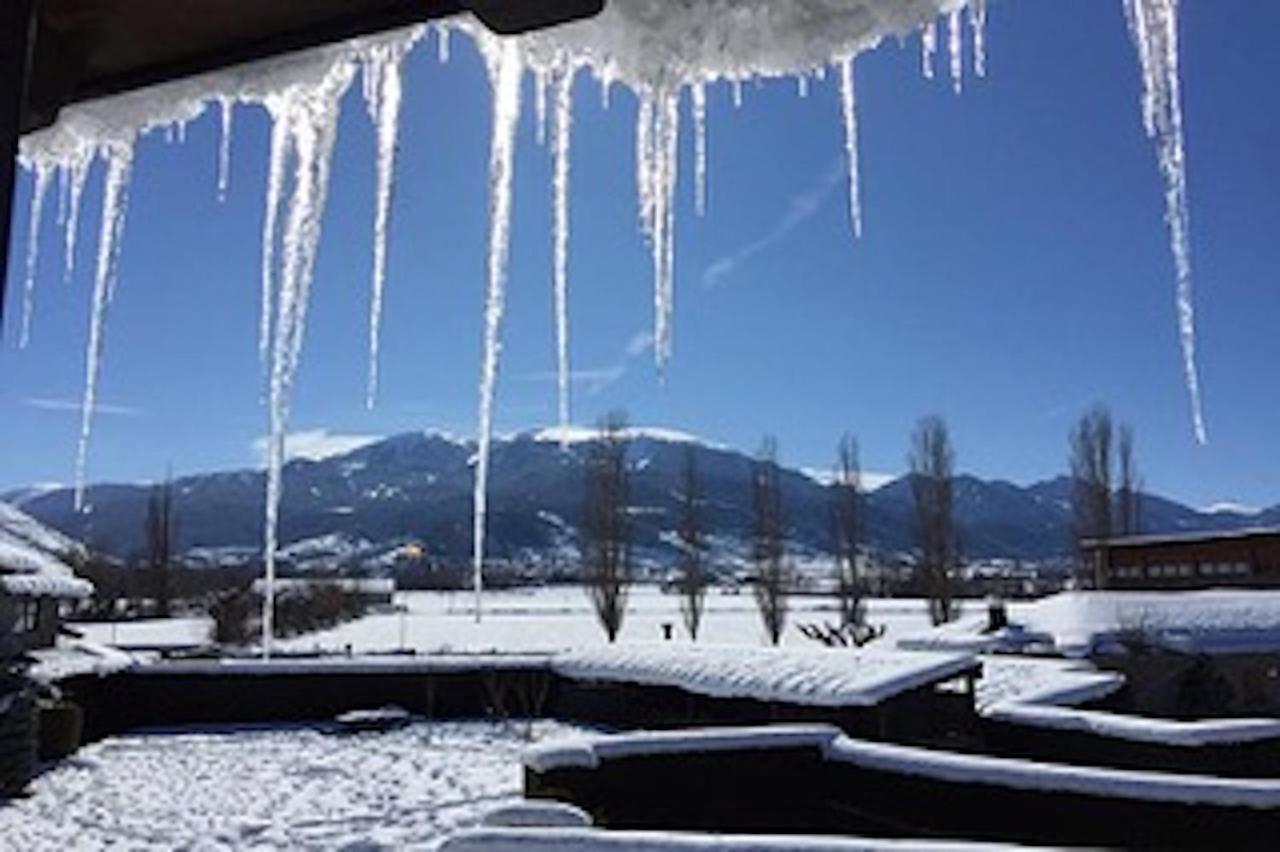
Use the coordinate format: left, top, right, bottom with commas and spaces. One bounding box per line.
6, 428, 1276, 571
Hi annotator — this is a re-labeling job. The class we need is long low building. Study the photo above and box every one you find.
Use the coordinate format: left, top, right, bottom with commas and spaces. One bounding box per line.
1081, 527, 1280, 590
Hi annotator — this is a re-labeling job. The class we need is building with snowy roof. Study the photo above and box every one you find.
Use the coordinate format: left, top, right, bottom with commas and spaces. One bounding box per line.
0, 503, 93, 657
1081, 527, 1280, 591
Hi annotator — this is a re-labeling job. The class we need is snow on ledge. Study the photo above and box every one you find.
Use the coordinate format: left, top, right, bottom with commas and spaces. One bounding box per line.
138, 653, 553, 677
524, 724, 841, 774
983, 703, 1280, 748
441, 827, 1021, 852
825, 735, 1280, 809
551, 644, 978, 708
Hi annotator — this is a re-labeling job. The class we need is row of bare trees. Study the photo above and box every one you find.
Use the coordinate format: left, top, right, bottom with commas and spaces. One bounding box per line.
1068, 403, 1141, 585
581, 411, 966, 645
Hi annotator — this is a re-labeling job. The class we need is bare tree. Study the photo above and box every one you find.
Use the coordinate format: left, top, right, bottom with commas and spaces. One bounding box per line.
752, 436, 788, 645
582, 411, 631, 642
1070, 405, 1114, 551
1116, 423, 1142, 536
1069, 405, 1141, 585
909, 416, 957, 626
831, 433, 865, 630
145, 474, 176, 618
676, 445, 708, 640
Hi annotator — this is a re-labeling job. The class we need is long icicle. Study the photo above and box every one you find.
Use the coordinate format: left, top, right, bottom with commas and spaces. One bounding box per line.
19, 165, 51, 348
921, 20, 938, 80
970, 0, 988, 77
63, 152, 92, 282
650, 88, 680, 372
262, 58, 355, 658
259, 102, 289, 366
1124, 0, 1205, 444
551, 63, 575, 446
472, 38, 523, 622
692, 81, 708, 216
217, 98, 233, 201
362, 38, 412, 409
838, 57, 863, 239
948, 9, 964, 93
74, 144, 134, 511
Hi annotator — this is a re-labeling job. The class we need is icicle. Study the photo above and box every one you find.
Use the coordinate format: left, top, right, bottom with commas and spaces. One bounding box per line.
361, 36, 414, 409
472, 37, 523, 622
259, 105, 288, 366
217, 98, 233, 201
797, 73, 810, 98
921, 20, 937, 80
731, 79, 744, 108
1124, 0, 1205, 444
643, 89, 680, 372
56, 167, 69, 226
261, 58, 356, 657
74, 144, 134, 511
970, 0, 988, 77
551, 64, 575, 445
635, 92, 656, 237
692, 81, 708, 216
63, 152, 91, 281
437, 24, 451, 63
19, 165, 51, 348
838, 57, 863, 239
534, 68, 549, 145
947, 9, 964, 93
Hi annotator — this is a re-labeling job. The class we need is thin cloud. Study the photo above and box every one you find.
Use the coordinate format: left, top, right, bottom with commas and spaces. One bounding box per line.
517, 327, 655, 397
252, 429, 383, 465
702, 158, 845, 289
22, 397, 142, 417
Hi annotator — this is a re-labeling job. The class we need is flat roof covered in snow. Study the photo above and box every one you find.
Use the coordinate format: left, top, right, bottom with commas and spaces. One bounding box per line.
552, 643, 979, 708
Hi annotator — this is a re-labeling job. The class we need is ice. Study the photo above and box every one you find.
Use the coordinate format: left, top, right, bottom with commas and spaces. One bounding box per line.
1123, 0, 1205, 444
969, 0, 988, 77
471, 35, 524, 622
551, 64, 575, 441
534, 67, 549, 145
62, 153, 91, 281
921, 20, 938, 80
691, 81, 707, 216
259, 109, 287, 365
74, 145, 133, 510
262, 56, 357, 655
18, 164, 51, 348
359, 28, 422, 409
947, 9, 964, 93
216, 97, 233, 201
837, 57, 862, 239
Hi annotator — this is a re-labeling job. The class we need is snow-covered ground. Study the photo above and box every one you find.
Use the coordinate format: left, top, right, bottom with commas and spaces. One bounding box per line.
0, 720, 588, 851
270, 587, 942, 654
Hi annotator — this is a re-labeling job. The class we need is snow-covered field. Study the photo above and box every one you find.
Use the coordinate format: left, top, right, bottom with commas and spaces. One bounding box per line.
271, 587, 943, 655
0, 720, 587, 851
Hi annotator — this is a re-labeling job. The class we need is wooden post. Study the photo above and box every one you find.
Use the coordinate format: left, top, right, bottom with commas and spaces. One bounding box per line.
0, 0, 35, 332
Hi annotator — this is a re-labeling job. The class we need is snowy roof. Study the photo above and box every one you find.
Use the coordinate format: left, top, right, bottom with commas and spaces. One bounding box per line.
139, 653, 553, 677
974, 655, 1125, 711
525, 724, 839, 773
0, 502, 92, 599
1081, 526, 1280, 549
551, 644, 978, 707
527, 723, 1280, 809
442, 827, 1025, 852
983, 704, 1280, 748
901, 590, 1280, 657
27, 637, 137, 684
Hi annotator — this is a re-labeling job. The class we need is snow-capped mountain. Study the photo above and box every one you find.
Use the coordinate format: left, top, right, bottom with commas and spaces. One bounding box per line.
6, 430, 1272, 569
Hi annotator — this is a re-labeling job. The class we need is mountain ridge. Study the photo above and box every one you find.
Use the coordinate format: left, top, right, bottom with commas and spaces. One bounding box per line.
6, 429, 1274, 569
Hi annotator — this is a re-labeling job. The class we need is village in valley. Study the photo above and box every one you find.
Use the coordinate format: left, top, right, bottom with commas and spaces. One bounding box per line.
3, 0, 1280, 850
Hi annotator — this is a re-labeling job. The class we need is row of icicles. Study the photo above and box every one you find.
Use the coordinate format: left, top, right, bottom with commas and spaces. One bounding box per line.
12, 0, 1199, 649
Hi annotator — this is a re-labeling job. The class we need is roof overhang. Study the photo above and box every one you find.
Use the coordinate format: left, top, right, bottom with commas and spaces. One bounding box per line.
19, 0, 604, 135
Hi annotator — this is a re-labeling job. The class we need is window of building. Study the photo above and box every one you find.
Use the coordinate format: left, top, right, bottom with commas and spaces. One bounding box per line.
18, 600, 39, 633
1198, 562, 1214, 576
1234, 562, 1251, 576
1178, 563, 1194, 577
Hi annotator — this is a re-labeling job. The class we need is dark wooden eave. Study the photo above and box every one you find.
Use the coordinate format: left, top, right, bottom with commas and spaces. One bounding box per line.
0, 0, 603, 331
21, 0, 603, 135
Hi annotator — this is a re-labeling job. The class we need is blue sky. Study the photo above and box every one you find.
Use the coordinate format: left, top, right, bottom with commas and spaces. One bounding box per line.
3, 1, 1279, 509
